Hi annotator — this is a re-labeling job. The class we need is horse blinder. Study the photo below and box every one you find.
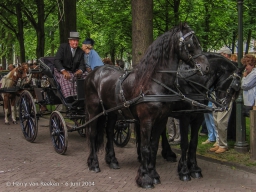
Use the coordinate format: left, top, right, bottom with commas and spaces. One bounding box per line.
179, 31, 205, 75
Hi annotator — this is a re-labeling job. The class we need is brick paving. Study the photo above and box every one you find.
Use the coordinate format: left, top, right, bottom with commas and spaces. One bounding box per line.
1, 112, 256, 192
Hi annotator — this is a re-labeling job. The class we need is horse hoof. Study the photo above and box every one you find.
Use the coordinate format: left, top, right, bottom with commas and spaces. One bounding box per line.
109, 163, 120, 169
153, 178, 161, 185
179, 174, 191, 181
13, 121, 18, 124
165, 157, 177, 162
191, 172, 203, 179
140, 183, 154, 189
88, 167, 101, 173
5, 122, 10, 125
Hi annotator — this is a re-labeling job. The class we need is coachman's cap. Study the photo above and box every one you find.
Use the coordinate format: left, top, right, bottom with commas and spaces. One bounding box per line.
68, 32, 80, 40
82, 38, 95, 46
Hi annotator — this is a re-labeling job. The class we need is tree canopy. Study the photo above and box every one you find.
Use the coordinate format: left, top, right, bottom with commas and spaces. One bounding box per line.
0, 0, 255, 68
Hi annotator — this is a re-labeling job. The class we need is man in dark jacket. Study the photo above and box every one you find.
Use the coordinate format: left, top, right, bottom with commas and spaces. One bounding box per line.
54, 32, 87, 99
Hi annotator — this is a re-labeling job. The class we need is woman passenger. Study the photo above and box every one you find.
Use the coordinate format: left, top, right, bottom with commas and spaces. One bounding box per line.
241, 54, 256, 117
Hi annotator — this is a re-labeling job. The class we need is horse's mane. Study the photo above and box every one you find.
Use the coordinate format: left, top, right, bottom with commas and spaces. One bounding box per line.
134, 29, 178, 88
133, 23, 193, 95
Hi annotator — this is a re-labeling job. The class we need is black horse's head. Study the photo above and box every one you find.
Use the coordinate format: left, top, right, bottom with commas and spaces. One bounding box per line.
205, 53, 244, 110
133, 22, 210, 96
177, 23, 209, 75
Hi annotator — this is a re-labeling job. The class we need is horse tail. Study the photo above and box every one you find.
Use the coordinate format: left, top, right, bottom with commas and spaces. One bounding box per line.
95, 115, 106, 151
86, 113, 106, 153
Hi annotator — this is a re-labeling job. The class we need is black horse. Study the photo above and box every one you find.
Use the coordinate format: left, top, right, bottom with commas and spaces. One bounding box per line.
84, 23, 210, 188
150, 52, 243, 181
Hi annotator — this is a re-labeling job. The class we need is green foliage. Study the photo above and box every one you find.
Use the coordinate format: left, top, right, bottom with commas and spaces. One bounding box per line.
77, 0, 132, 60
0, 0, 255, 62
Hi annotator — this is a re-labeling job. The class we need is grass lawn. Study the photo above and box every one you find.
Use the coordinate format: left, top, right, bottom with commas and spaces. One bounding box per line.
171, 117, 256, 168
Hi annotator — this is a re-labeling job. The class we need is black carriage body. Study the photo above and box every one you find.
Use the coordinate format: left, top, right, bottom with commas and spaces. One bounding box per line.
19, 56, 135, 153
19, 57, 88, 154
37, 57, 85, 107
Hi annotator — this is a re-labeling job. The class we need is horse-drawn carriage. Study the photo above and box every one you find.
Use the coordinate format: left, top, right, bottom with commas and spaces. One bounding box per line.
14, 56, 133, 154
2, 23, 243, 189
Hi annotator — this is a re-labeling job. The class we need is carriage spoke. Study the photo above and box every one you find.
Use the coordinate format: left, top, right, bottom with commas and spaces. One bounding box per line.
118, 131, 123, 144
49, 111, 68, 154
58, 135, 65, 148
113, 123, 131, 147
28, 118, 35, 136
19, 90, 38, 143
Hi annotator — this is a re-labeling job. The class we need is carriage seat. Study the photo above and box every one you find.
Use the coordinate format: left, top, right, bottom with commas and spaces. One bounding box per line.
38, 57, 55, 78
38, 57, 85, 104
38, 57, 60, 90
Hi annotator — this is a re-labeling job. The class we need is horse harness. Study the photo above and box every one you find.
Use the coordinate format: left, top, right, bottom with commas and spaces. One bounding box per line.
113, 66, 242, 116
99, 30, 210, 116
113, 71, 209, 117
214, 72, 241, 106
179, 31, 205, 75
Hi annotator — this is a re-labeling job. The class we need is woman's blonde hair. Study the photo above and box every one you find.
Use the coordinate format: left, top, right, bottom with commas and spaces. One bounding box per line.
82, 44, 93, 50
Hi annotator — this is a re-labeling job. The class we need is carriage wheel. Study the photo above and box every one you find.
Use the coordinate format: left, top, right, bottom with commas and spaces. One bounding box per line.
49, 111, 68, 155
113, 121, 131, 147
19, 90, 38, 142
76, 118, 86, 137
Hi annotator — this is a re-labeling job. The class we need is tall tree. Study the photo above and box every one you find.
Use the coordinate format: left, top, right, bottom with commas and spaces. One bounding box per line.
244, 0, 256, 54
15, 3, 25, 62
131, 0, 153, 66
22, 0, 47, 58
0, 1, 26, 62
58, 0, 77, 43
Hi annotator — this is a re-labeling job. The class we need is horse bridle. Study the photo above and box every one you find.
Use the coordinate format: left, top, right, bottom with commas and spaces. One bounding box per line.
13, 66, 28, 85
214, 72, 241, 106
17, 66, 24, 74
179, 31, 204, 75
155, 67, 241, 111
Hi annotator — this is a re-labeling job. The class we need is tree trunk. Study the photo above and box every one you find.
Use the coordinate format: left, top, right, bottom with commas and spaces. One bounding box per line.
7, 33, 13, 64
58, 0, 77, 43
231, 31, 237, 54
15, 3, 26, 62
131, 0, 153, 67
36, 0, 45, 58
58, 0, 65, 43
173, 0, 180, 25
245, 29, 251, 54
1, 29, 6, 69
202, 1, 210, 52
110, 47, 115, 65
51, 31, 55, 56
